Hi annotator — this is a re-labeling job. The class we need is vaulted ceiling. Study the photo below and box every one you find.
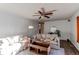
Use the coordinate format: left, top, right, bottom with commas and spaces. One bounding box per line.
0, 3, 79, 21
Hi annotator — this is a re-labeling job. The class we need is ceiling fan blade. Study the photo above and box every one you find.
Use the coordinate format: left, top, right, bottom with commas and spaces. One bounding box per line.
45, 13, 53, 15
34, 13, 39, 14
38, 11, 43, 15
33, 15, 40, 16
39, 16, 41, 19
45, 16, 50, 18
47, 10, 56, 13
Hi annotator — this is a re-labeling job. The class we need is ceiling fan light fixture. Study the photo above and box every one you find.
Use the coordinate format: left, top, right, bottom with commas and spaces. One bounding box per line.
33, 8, 56, 19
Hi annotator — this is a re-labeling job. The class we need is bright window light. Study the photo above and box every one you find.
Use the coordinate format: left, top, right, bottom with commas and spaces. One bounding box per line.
50, 26, 57, 32
28, 26, 34, 29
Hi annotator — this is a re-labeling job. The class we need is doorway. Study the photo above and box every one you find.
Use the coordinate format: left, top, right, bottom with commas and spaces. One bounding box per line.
77, 16, 79, 43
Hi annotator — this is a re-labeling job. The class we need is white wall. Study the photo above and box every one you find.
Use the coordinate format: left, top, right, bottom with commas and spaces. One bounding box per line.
0, 11, 38, 38
44, 20, 71, 40
70, 10, 79, 51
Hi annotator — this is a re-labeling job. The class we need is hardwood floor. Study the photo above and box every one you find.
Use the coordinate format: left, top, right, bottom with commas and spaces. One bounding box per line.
60, 40, 79, 55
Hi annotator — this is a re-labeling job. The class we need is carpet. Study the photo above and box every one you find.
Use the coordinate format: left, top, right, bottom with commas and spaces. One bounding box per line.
49, 48, 65, 55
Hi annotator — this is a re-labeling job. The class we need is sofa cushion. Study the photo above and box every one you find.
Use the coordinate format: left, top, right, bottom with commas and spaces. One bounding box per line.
13, 36, 20, 43
41, 34, 46, 39
46, 34, 50, 39
0, 40, 3, 46
6, 35, 21, 45
44, 38, 50, 42
36, 34, 40, 39
0, 38, 9, 46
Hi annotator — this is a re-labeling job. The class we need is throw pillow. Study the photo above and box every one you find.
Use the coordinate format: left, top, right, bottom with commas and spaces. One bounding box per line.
0, 38, 9, 46
0, 40, 3, 46
13, 35, 20, 43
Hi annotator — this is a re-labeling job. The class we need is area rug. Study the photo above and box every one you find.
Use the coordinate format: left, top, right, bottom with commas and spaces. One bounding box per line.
17, 48, 65, 55
49, 48, 65, 55
17, 49, 38, 55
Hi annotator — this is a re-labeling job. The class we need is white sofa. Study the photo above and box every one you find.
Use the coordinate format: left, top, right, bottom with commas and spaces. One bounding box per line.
33, 34, 60, 49
0, 35, 30, 55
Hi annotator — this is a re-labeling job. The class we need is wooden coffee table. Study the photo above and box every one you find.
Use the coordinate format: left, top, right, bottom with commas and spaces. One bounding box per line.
29, 41, 51, 55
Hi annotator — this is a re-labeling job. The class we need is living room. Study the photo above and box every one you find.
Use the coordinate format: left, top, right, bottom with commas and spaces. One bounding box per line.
0, 3, 79, 55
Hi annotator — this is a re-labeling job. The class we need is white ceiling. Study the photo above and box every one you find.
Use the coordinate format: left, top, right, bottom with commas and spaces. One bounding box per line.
0, 3, 79, 21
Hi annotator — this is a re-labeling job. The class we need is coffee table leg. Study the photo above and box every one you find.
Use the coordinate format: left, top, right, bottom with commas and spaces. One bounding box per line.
47, 46, 51, 55
36, 49, 40, 54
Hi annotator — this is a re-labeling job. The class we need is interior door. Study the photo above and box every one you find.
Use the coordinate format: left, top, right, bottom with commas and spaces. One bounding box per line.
77, 16, 79, 43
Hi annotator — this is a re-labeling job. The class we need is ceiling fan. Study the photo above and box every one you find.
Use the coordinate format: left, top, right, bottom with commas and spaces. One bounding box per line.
33, 8, 56, 19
